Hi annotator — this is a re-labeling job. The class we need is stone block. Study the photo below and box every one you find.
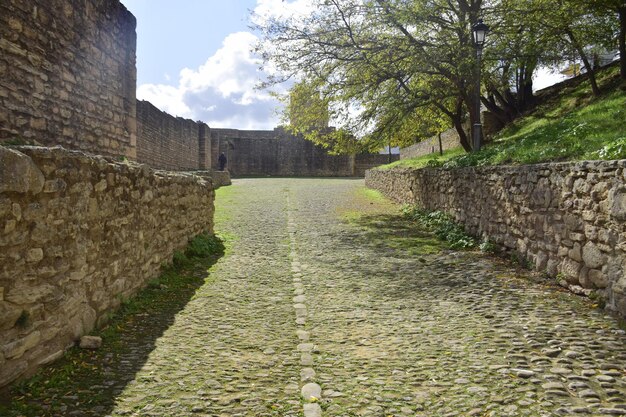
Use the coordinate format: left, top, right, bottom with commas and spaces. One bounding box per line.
0, 361, 27, 389
43, 178, 67, 193
25, 248, 44, 263
568, 243, 582, 262
6, 284, 55, 305
0, 147, 44, 194
582, 242, 606, 269
0, 302, 22, 330
2, 331, 41, 359
610, 189, 626, 221
79, 336, 102, 349
588, 269, 608, 289
560, 258, 581, 283
38, 349, 64, 365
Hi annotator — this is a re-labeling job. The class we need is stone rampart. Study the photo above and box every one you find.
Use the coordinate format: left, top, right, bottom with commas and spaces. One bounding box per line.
0, 145, 214, 388
136, 100, 210, 171
0, 0, 137, 159
365, 161, 626, 316
210, 128, 395, 177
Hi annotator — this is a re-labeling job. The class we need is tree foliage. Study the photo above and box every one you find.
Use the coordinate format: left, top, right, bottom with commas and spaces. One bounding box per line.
255, 0, 623, 154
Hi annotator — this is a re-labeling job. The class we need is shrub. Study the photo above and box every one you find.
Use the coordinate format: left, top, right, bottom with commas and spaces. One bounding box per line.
402, 206, 476, 249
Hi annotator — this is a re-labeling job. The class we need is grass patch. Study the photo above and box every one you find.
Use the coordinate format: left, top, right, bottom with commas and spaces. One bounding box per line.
0, 233, 224, 417
377, 147, 466, 170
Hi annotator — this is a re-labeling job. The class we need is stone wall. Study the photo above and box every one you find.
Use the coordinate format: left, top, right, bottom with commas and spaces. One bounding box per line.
210, 128, 395, 177
0, 0, 137, 159
0, 145, 214, 388
365, 161, 626, 316
400, 127, 461, 160
136, 100, 210, 171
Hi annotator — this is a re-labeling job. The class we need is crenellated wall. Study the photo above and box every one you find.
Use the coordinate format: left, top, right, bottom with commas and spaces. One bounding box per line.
0, 0, 137, 159
366, 161, 626, 317
0, 146, 214, 388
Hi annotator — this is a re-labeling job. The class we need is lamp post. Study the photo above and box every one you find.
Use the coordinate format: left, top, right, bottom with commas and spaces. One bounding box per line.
471, 19, 489, 152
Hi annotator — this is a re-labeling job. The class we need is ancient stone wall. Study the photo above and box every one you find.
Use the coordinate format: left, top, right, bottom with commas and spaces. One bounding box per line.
136, 100, 210, 171
354, 154, 399, 177
0, 145, 214, 388
210, 128, 394, 177
365, 161, 626, 316
0, 0, 137, 159
400, 127, 461, 160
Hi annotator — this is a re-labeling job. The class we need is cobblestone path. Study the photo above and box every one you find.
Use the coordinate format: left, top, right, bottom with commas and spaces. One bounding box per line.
102, 178, 626, 417
8, 177, 623, 417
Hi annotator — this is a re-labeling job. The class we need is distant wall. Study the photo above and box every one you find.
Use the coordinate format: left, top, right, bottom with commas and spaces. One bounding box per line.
0, 145, 214, 388
400, 127, 461, 160
136, 101, 210, 171
0, 0, 137, 159
366, 160, 626, 317
210, 128, 395, 177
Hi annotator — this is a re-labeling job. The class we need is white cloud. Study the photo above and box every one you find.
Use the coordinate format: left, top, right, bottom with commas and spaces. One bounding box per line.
136, 31, 281, 129
137, 83, 192, 117
135, 0, 319, 130
251, 0, 315, 24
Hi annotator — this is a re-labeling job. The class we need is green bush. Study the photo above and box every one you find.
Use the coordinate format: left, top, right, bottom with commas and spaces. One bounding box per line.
185, 233, 225, 258
402, 206, 476, 249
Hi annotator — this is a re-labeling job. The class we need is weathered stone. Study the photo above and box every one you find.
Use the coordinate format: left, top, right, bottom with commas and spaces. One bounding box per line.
0, 361, 27, 388
0, 302, 22, 330
43, 178, 67, 193
0, 147, 44, 194
79, 336, 102, 349
589, 269, 608, 289
301, 382, 322, 401
2, 331, 41, 359
0, 146, 215, 388
38, 349, 64, 365
583, 242, 606, 269
25, 248, 44, 263
303, 403, 322, 417
6, 284, 55, 305
609, 190, 626, 221
561, 258, 582, 283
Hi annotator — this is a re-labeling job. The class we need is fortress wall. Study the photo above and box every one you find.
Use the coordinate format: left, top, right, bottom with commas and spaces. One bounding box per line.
366, 161, 626, 317
210, 128, 393, 177
136, 100, 210, 171
0, 145, 214, 388
0, 0, 137, 159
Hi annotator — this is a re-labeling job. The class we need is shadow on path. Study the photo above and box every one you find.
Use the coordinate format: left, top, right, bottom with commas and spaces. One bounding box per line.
0, 245, 224, 417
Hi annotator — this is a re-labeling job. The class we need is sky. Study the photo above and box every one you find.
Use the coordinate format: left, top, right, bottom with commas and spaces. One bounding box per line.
121, 0, 567, 131
122, 0, 290, 129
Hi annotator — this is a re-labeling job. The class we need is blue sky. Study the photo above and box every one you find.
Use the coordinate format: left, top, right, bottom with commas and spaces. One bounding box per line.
123, 1, 257, 86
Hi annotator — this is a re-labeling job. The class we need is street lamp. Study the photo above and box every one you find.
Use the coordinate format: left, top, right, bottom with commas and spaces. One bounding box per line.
471, 19, 489, 152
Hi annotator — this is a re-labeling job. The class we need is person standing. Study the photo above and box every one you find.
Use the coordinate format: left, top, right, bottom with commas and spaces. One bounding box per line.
218, 152, 227, 171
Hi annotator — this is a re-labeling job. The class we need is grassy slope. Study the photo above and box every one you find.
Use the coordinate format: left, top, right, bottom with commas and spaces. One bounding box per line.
378, 64, 626, 170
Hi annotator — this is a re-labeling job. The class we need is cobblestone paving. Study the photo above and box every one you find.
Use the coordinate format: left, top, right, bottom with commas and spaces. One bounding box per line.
20, 177, 625, 417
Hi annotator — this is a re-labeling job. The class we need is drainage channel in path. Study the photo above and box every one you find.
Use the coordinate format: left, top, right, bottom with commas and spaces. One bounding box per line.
287, 190, 324, 417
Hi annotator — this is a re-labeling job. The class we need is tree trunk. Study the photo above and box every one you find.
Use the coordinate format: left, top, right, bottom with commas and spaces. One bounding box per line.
618, 6, 626, 82
455, 118, 472, 152
438, 132, 443, 155
566, 28, 601, 96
